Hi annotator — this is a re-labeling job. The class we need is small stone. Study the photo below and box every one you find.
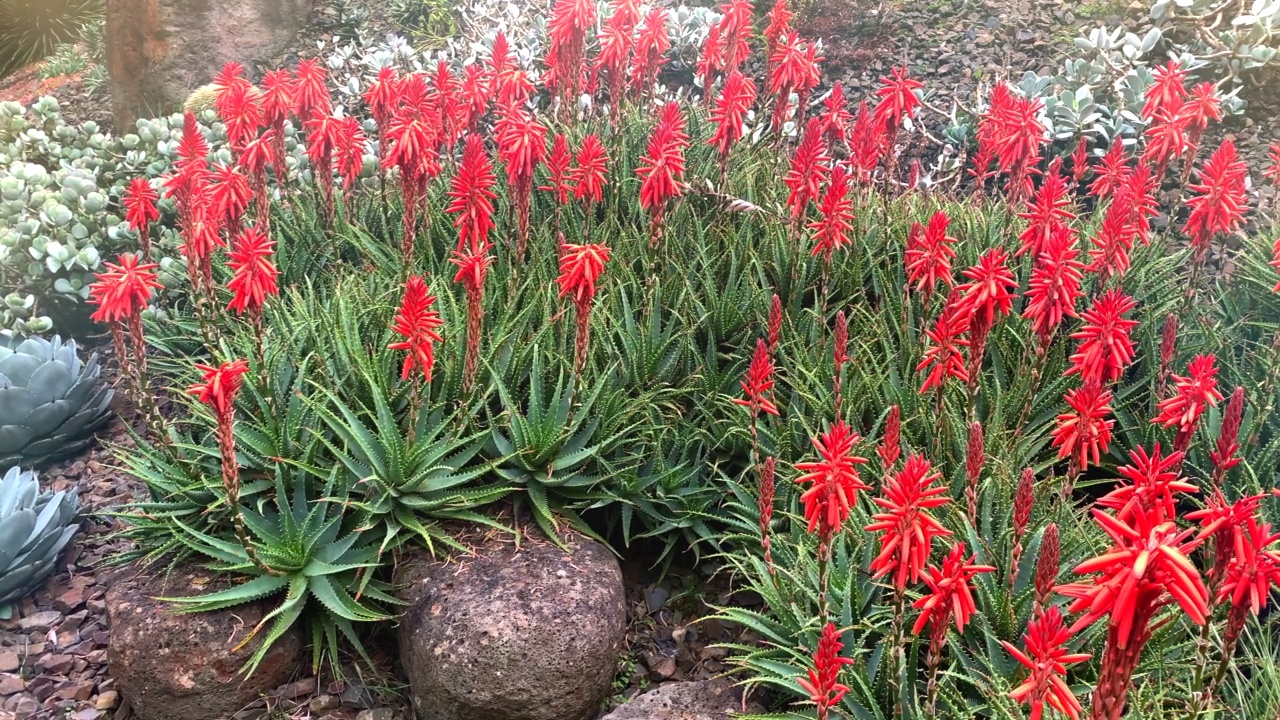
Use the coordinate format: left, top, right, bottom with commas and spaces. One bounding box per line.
5, 694, 39, 715
276, 676, 316, 700
17, 611, 62, 631
0, 673, 25, 695
643, 653, 678, 681
41, 654, 75, 674
308, 695, 340, 713
356, 709, 396, 720
0, 652, 18, 673
54, 680, 95, 702
70, 709, 103, 720
55, 588, 87, 613
95, 690, 120, 710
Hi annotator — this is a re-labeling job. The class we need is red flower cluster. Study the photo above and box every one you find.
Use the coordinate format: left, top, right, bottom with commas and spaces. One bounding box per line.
797, 622, 854, 720
123, 177, 159, 260
1153, 354, 1224, 449
972, 82, 1047, 202
735, 338, 780, 418
810, 166, 854, 261
709, 71, 757, 166
911, 543, 994, 636
225, 226, 279, 315
1184, 139, 1249, 253
88, 254, 161, 325
796, 420, 870, 542
1064, 289, 1138, 384
1051, 380, 1114, 474
1024, 227, 1084, 340
867, 454, 951, 590
1001, 606, 1090, 720
388, 276, 445, 383
636, 103, 689, 240
905, 211, 957, 300
189, 359, 252, 421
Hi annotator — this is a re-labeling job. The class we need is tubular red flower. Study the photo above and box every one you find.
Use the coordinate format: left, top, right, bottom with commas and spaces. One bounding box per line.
215, 78, 263, 152
1209, 386, 1245, 480
124, 177, 160, 259
88, 254, 162, 324
557, 242, 612, 304
1183, 139, 1249, 252
734, 338, 780, 418
1025, 226, 1085, 340
1035, 522, 1060, 606
965, 421, 985, 517
716, 0, 753, 75
911, 543, 994, 636
489, 32, 534, 108
629, 7, 671, 96
1153, 354, 1224, 446
1070, 136, 1089, 184
973, 82, 1046, 202
1013, 468, 1035, 540
917, 295, 970, 392
955, 247, 1018, 328
1064, 289, 1138, 385
539, 133, 574, 206
1140, 106, 1190, 176
878, 405, 901, 469
1090, 142, 1130, 200
260, 69, 296, 127
847, 100, 884, 182
866, 454, 951, 590
190, 359, 251, 422
796, 420, 870, 542
332, 116, 367, 189
768, 294, 783, 350
1265, 142, 1280, 187
709, 70, 757, 161
1088, 192, 1137, 282
1216, 512, 1280, 616
544, 0, 596, 109
496, 104, 548, 257
365, 65, 401, 130
833, 310, 849, 370
763, 0, 793, 60
696, 20, 724, 99
783, 118, 831, 221
293, 59, 332, 123
1098, 443, 1195, 524
818, 82, 852, 149
905, 211, 957, 299
1142, 60, 1187, 121
797, 622, 854, 720
595, 5, 636, 108
636, 102, 689, 221
1051, 380, 1115, 473
1182, 81, 1222, 135
1001, 606, 1090, 720
226, 226, 279, 315
809, 165, 854, 261
388, 275, 445, 382
871, 66, 923, 131
1016, 159, 1075, 258
571, 134, 609, 206
447, 134, 498, 253
459, 63, 489, 131
209, 163, 253, 234
767, 32, 822, 131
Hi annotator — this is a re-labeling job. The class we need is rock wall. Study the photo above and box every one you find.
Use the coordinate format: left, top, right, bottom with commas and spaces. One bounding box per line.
105, 0, 311, 128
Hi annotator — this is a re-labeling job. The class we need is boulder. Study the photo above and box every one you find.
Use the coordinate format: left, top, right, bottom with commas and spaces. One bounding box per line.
396, 531, 627, 720
104, 0, 312, 127
105, 563, 303, 720
600, 680, 761, 720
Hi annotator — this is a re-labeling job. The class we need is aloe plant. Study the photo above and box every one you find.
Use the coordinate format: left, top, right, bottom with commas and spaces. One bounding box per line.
0, 466, 79, 619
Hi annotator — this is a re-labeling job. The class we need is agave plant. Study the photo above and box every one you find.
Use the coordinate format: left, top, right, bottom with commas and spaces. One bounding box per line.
0, 466, 79, 619
0, 334, 113, 471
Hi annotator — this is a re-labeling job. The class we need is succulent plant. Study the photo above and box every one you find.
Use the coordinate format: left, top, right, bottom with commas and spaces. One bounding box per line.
0, 465, 79, 619
0, 335, 113, 470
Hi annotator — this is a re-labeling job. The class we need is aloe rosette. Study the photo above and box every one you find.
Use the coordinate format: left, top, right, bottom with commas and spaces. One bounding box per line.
0, 466, 80, 618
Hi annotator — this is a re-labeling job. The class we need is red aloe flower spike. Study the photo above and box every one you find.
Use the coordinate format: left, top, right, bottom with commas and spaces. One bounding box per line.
1057, 506, 1207, 720
976, 82, 1047, 203
539, 133, 574, 207
766, 32, 821, 133
709, 70, 757, 178
1181, 82, 1222, 150
734, 338, 780, 419
293, 59, 332, 124
1142, 60, 1188, 121
819, 82, 852, 153
259, 69, 295, 181
365, 66, 401, 132
571, 134, 609, 210
914, 542, 995, 715
1186, 490, 1263, 592
832, 310, 848, 416
450, 245, 493, 392
1010, 468, 1035, 586
1025, 227, 1085, 341
964, 421, 985, 525
636, 102, 689, 247
209, 163, 253, 239
544, 0, 596, 115
459, 63, 489, 131
866, 454, 952, 591
1264, 141, 1280, 187
906, 211, 957, 302
810, 165, 855, 263
89, 253, 162, 326
848, 100, 884, 183
1001, 606, 1091, 720
382, 93, 441, 262
388, 275, 445, 383
716, 0, 754, 75
216, 80, 263, 154
1153, 354, 1224, 452
877, 405, 901, 470
956, 247, 1018, 329
333, 116, 367, 190
1017, 159, 1075, 258
917, 297, 970, 392
1209, 386, 1245, 487
1090, 142, 1130, 200
1051, 379, 1115, 479
1140, 105, 1190, 181
870, 66, 922, 180
123, 177, 160, 260
1098, 443, 1195, 525
1183, 139, 1249, 264
1088, 190, 1137, 285
629, 7, 671, 98
752, 454, 777, 579
303, 114, 346, 226
1034, 522, 1060, 609
798, 622, 854, 720
226, 226, 279, 316
595, 7, 635, 117
1064, 288, 1138, 385
447, 134, 498, 254
557, 242, 612, 373
1156, 313, 1178, 399
763, 0, 793, 62
783, 117, 831, 228
767, 294, 783, 351
495, 104, 548, 260
796, 420, 871, 544
1120, 163, 1159, 246
239, 131, 275, 227
696, 19, 724, 105
1071, 135, 1089, 184
181, 202, 226, 302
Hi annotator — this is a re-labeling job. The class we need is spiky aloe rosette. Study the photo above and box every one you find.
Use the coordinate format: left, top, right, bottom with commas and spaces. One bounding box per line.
0, 466, 79, 619
0, 335, 112, 471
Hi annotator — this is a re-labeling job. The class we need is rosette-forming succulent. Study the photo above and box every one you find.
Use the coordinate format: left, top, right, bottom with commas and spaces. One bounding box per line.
0, 335, 113, 470
0, 466, 80, 619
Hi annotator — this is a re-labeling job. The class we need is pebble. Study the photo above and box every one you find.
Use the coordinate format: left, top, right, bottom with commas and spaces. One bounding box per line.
0, 674, 25, 695
16, 611, 62, 631
94, 690, 119, 710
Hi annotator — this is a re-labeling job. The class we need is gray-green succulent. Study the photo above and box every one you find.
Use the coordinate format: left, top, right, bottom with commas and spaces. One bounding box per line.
0, 334, 113, 470
0, 466, 79, 619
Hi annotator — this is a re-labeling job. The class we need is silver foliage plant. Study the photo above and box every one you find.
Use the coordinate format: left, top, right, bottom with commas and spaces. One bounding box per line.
0, 465, 79, 619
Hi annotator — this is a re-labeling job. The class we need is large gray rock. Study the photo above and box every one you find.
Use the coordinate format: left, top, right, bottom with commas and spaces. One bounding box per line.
104, 0, 312, 127
105, 563, 303, 720
601, 680, 761, 720
396, 531, 627, 720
